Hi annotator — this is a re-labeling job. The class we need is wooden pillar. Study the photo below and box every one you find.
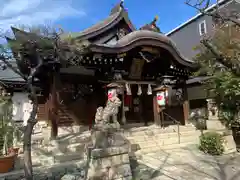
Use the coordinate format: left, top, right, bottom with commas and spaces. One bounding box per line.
121, 93, 126, 125
49, 73, 60, 139
153, 94, 161, 126
182, 83, 189, 125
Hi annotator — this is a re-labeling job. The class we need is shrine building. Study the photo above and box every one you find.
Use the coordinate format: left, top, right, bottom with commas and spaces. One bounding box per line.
1, 1, 199, 138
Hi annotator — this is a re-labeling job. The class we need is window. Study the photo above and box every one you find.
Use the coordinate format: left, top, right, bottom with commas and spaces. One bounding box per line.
199, 20, 207, 36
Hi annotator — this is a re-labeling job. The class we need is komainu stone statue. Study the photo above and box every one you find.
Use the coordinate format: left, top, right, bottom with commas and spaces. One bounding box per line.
92, 96, 122, 149
85, 96, 133, 180
95, 96, 121, 125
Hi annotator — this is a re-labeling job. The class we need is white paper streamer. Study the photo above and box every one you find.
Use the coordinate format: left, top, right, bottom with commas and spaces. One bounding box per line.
137, 84, 142, 96
147, 84, 152, 95
125, 83, 131, 95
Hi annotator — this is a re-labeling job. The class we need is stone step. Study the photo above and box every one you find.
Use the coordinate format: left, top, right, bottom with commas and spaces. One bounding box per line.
31, 148, 85, 165
59, 131, 200, 155
134, 137, 199, 153
15, 154, 42, 170
16, 151, 85, 169
123, 126, 197, 137
41, 130, 200, 155
130, 142, 198, 160
0, 159, 85, 180
125, 130, 201, 141
54, 152, 84, 164
128, 134, 200, 154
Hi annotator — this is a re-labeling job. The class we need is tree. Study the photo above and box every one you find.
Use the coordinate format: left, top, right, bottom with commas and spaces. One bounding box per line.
185, 0, 240, 76
187, 0, 240, 126
0, 25, 87, 180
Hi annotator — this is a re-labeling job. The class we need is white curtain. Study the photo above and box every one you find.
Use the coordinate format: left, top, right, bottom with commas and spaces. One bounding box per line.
12, 92, 36, 126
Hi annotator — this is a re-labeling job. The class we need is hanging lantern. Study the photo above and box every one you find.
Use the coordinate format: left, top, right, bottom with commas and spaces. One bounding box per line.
156, 90, 168, 106
154, 85, 170, 107
108, 88, 117, 100
106, 83, 123, 100
125, 83, 131, 95
137, 84, 142, 96
147, 84, 152, 95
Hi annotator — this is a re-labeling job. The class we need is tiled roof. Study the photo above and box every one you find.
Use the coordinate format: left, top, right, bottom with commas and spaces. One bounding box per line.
60, 1, 135, 41
61, 11, 121, 40
0, 60, 24, 82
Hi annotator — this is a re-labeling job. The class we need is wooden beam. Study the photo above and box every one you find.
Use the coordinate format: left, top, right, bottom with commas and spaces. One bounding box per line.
99, 80, 157, 85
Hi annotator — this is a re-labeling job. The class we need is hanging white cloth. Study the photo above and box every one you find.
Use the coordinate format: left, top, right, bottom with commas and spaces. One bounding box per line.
147, 84, 152, 95
137, 84, 142, 96
11, 92, 37, 126
125, 83, 131, 95
12, 92, 28, 122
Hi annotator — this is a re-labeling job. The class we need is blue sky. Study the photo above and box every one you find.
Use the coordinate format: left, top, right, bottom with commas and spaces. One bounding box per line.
0, 0, 200, 34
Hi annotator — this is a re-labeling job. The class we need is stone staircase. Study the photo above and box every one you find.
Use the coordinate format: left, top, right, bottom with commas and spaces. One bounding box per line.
15, 124, 201, 170
58, 104, 75, 126
15, 129, 91, 170
124, 124, 201, 154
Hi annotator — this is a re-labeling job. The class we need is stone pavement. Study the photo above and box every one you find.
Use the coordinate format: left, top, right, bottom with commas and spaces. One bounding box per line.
132, 144, 240, 180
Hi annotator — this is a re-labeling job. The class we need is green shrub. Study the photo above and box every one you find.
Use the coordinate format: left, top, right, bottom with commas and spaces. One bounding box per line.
199, 132, 224, 155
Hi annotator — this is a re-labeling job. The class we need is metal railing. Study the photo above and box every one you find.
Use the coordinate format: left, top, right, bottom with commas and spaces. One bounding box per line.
163, 112, 181, 144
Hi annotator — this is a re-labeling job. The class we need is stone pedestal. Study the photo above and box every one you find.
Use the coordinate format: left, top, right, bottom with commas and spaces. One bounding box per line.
86, 128, 132, 180
87, 146, 132, 180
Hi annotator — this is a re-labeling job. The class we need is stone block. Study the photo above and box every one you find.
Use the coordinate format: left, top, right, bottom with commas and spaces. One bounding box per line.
91, 146, 129, 158
91, 130, 109, 148
54, 152, 84, 163
90, 153, 130, 170
87, 163, 132, 180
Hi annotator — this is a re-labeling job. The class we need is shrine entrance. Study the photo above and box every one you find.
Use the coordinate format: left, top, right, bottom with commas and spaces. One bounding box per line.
121, 84, 154, 124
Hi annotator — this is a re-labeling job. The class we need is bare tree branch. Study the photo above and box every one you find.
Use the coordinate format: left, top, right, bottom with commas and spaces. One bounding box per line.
185, 0, 240, 27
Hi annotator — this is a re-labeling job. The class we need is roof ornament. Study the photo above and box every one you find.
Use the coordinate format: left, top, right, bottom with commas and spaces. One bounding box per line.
140, 15, 161, 33
110, 0, 125, 15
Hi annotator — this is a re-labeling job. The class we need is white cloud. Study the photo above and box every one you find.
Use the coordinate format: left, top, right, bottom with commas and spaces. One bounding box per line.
0, 0, 86, 31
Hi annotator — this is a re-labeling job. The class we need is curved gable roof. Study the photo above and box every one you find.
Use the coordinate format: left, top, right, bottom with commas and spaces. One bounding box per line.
61, 1, 135, 41
88, 30, 198, 69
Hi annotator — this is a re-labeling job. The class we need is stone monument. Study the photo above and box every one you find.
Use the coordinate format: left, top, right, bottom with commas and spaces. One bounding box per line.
85, 96, 132, 180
